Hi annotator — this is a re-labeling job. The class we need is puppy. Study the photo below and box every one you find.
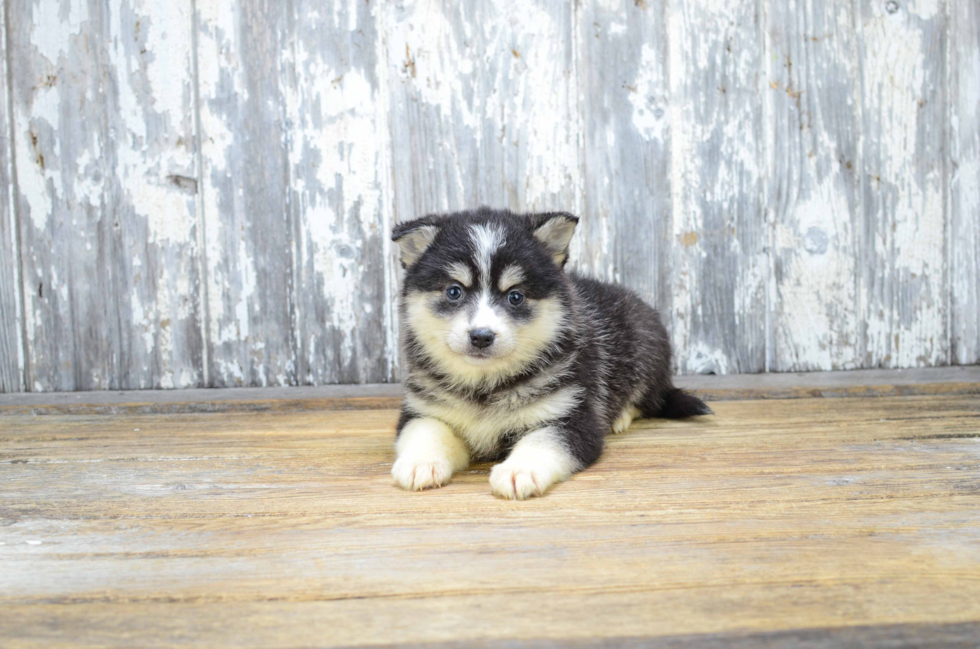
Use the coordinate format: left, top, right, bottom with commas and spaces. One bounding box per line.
391, 208, 711, 499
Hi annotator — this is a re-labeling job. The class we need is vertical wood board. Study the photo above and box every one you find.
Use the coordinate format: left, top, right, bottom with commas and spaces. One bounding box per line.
196, 0, 294, 387
0, 2, 25, 393
575, 0, 671, 311
948, 0, 980, 365
8, 0, 114, 391
7, 0, 202, 391
284, 0, 395, 385
103, 0, 204, 389
766, 0, 863, 372
667, 0, 767, 374
857, 0, 947, 368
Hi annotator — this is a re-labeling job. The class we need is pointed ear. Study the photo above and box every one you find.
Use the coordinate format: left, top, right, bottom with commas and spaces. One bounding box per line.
392, 216, 444, 268
530, 212, 579, 267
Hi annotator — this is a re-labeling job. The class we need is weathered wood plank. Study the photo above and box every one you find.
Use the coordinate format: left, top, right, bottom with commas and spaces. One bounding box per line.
948, 0, 980, 365
766, 0, 862, 372
857, 0, 947, 368
8, 0, 115, 391
283, 0, 395, 384
7, 0, 203, 391
1, 395, 979, 646
666, 0, 767, 374
383, 0, 580, 218
2, 365, 979, 416
300, 624, 980, 649
195, 0, 295, 387
102, 0, 204, 389
575, 0, 670, 310
0, 4, 25, 393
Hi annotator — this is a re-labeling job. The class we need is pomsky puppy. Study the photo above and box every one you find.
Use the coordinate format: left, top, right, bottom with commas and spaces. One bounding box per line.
391, 207, 711, 499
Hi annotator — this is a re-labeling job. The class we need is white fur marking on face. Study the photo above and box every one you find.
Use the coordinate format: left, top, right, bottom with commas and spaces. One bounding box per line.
446, 262, 473, 288
470, 293, 507, 334
498, 264, 525, 292
469, 224, 504, 288
489, 427, 581, 500
392, 417, 470, 491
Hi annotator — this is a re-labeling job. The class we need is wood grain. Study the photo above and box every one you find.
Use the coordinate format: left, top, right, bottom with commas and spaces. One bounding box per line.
368, 622, 980, 649
667, 0, 767, 374
284, 0, 396, 385
1, 394, 979, 646
948, 0, 980, 365
383, 0, 580, 217
8, 0, 116, 391
6, 0, 203, 391
196, 0, 294, 388
575, 0, 670, 310
766, 0, 862, 372
0, 1, 24, 393
858, 0, 947, 368
102, 0, 205, 390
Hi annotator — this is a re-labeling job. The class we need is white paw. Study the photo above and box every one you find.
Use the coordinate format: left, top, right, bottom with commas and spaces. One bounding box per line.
392, 457, 455, 491
611, 405, 641, 434
489, 462, 551, 500
488, 428, 579, 500
391, 417, 470, 492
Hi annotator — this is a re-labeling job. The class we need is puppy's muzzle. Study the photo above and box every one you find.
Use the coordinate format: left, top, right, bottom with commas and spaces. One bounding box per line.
469, 328, 496, 349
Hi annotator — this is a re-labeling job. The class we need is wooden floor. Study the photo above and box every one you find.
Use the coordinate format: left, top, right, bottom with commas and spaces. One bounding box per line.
2, 385, 980, 647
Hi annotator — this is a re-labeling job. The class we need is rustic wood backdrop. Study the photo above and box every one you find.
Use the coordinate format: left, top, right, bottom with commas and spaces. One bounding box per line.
0, 0, 977, 393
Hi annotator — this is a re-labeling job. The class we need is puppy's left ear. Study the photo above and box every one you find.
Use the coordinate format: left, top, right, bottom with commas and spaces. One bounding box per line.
392, 216, 445, 268
529, 212, 579, 267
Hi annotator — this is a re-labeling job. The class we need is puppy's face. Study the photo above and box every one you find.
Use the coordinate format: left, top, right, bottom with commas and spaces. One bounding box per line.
394, 210, 578, 385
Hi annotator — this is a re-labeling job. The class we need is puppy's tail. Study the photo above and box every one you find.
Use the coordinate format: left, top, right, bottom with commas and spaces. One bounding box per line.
658, 388, 713, 419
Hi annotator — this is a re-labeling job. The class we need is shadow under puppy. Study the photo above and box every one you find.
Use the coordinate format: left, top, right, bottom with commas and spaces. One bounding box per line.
392, 208, 711, 499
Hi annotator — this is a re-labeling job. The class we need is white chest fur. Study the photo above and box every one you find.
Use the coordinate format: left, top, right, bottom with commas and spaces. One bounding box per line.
404, 385, 582, 458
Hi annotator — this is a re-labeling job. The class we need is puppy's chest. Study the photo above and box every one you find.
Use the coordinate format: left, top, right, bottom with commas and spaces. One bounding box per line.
405, 382, 582, 458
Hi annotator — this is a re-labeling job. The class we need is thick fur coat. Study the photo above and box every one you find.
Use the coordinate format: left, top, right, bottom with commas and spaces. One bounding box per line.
391, 208, 711, 499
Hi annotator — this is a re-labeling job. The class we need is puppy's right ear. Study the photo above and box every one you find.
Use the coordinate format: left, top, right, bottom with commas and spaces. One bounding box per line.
392, 216, 444, 268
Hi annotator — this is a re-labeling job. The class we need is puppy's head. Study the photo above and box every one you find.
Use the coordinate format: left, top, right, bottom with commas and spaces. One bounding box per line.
393, 209, 578, 386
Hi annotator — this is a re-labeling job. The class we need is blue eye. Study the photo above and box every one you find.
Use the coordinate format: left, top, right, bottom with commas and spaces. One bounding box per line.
446, 285, 463, 301
507, 290, 524, 306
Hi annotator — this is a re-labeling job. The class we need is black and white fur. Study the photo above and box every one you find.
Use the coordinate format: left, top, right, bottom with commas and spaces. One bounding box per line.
391, 208, 711, 499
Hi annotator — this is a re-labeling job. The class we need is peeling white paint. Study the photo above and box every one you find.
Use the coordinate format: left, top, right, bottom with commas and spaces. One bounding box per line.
16, 89, 59, 231
628, 43, 668, 142
668, 0, 770, 373
681, 341, 731, 375
31, 0, 88, 66
2, 0, 977, 393
860, 0, 946, 367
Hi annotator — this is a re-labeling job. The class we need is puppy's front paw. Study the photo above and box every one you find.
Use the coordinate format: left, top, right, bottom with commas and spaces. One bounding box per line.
392, 417, 470, 492
489, 427, 580, 500
489, 462, 550, 500
392, 457, 456, 491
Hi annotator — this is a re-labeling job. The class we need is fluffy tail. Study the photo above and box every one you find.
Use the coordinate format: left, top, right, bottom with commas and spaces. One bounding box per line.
658, 388, 713, 419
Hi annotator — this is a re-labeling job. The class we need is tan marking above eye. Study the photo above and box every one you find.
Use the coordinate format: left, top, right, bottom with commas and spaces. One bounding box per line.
498, 264, 526, 292
446, 262, 473, 288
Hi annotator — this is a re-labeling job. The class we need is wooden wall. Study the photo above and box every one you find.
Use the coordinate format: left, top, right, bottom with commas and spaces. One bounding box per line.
0, 0, 977, 392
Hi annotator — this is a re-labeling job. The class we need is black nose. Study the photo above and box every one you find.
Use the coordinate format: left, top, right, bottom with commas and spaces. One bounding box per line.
469, 328, 495, 349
